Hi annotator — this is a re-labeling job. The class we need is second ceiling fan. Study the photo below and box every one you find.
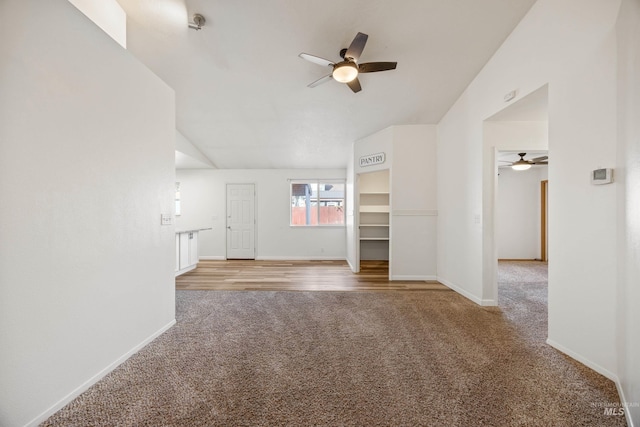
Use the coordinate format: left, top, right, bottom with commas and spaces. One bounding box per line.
299, 32, 397, 93
503, 153, 548, 170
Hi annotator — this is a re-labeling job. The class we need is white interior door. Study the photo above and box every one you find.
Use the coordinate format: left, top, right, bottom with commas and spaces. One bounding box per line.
226, 184, 255, 259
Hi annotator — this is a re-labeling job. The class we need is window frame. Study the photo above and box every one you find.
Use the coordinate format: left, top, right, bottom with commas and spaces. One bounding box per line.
289, 179, 346, 227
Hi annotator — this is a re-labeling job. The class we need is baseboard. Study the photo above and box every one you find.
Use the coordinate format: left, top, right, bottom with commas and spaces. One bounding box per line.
346, 257, 358, 273
615, 377, 636, 427
436, 276, 497, 306
545, 338, 635, 425
545, 338, 617, 381
256, 256, 346, 261
198, 256, 346, 262
390, 275, 437, 281
174, 264, 196, 277
26, 319, 176, 427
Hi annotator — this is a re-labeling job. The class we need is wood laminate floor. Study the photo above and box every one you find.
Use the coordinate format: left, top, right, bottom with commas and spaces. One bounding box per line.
175, 260, 449, 291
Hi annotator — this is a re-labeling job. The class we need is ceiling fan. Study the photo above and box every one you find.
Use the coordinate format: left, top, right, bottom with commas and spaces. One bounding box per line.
298, 32, 397, 93
501, 153, 548, 171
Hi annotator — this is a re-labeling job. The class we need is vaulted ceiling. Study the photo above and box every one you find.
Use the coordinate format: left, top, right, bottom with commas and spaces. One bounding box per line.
116, 0, 536, 169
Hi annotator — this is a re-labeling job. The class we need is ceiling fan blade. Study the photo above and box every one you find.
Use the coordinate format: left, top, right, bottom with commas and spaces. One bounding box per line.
531, 155, 548, 162
358, 62, 397, 73
347, 77, 362, 93
533, 161, 548, 165
299, 53, 334, 68
344, 32, 368, 62
308, 74, 333, 88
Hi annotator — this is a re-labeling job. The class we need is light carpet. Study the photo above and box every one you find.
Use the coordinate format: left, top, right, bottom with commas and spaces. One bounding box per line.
42, 262, 625, 426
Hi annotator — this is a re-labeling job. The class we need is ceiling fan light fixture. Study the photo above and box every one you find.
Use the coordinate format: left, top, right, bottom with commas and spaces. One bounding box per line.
511, 160, 532, 171
511, 152, 533, 171
332, 62, 358, 83
300, 32, 396, 93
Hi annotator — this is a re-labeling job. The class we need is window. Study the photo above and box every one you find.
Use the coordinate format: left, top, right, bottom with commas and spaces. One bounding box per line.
290, 181, 345, 226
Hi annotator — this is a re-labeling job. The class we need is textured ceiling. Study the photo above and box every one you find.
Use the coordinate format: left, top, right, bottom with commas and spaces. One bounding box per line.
116, 0, 536, 169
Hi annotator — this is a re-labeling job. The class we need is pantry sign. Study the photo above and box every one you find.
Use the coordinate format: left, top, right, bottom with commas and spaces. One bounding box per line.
359, 152, 386, 168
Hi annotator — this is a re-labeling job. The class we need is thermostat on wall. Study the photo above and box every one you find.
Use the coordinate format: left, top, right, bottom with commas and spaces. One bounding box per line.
592, 168, 613, 185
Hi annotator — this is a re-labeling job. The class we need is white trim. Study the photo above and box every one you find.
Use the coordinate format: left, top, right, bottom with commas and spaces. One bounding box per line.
545, 338, 617, 381
256, 256, 346, 261
174, 264, 196, 277
26, 319, 176, 427
547, 339, 632, 425
198, 256, 226, 260
390, 275, 437, 281
615, 378, 636, 427
346, 257, 358, 273
437, 276, 497, 306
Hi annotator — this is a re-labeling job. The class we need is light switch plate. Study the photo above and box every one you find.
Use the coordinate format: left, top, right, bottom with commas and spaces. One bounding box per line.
161, 214, 173, 225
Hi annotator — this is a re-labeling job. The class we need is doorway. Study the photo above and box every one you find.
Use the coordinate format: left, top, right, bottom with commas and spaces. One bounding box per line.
226, 183, 255, 259
496, 153, 548, 261
357, 169, 390, 277
483, 84, 549, 305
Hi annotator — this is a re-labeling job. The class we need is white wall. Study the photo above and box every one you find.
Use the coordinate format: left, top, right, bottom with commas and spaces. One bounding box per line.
390, 126, 437, 280
616, 0, 640, 422
497, 166, 548, 259
437, 0, 620, 383
175, 169, 347, 260
354, 127, 394, 176
0, 1, 176, 426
